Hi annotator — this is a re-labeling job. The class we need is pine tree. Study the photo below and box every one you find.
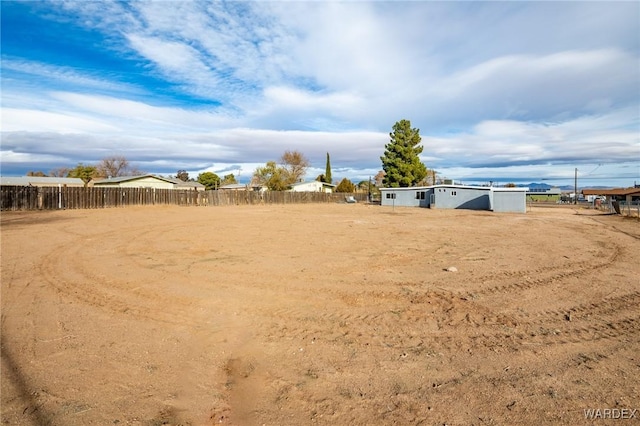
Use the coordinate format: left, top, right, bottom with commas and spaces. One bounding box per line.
325, 152, 332, 184
380, 119, 427, 187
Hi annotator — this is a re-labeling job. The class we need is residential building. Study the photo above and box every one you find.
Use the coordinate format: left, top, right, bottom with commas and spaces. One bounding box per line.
379, 184, 528, 213
289, 181, 336, 193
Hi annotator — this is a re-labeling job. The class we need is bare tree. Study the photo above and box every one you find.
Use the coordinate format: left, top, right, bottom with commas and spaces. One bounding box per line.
176, 170, 189, 181
96, 155, 142, 178
374, 170, 385, 187
280, 150, 310, 184
49, 167, 71, 177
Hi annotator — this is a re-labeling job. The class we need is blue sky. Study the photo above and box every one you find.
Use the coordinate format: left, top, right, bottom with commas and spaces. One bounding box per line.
1, 1, 639, 187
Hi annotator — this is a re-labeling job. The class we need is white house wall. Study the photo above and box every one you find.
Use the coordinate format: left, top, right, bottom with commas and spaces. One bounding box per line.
120, 179, 174, 189
433, 187, 490, 210
380, 187, 431, 207
490, 190, 528, 213
97, 177, 175, 189
380, 185, 527, 213
290, 181, 333, 193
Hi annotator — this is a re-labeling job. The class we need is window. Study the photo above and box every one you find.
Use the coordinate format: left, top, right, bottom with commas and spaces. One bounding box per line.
451, 191, 457, 196
416, 191, 426, 199
386, 193, 396, 199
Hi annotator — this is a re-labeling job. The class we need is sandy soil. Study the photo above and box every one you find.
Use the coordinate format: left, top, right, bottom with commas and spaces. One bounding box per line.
1, 203, 639, 425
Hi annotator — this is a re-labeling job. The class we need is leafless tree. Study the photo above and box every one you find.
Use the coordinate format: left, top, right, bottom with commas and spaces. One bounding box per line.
280, 150, 310, 184
49, 167, 71, 177
96, 155, 143, 178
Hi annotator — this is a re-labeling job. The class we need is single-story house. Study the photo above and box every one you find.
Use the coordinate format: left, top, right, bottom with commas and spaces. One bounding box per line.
289, 181, 336, 193
582, 187, 640, 206
0, 176, 86, 187
219, 183, 248, 191
218, 184, 271, 192
170, 179, 206, 191
379, 184, 528, 213
92, 174, 203, 190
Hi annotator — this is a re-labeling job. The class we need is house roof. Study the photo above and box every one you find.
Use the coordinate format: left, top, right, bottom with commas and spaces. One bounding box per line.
291, 181, 336, 187
379, 184, 528, 192
0, 176, 85, 186
177, 182, 205, 189
93, 174, 175, 185
582, 187, 640, 196
219, 183, 247, 190
171, 179, 205, 189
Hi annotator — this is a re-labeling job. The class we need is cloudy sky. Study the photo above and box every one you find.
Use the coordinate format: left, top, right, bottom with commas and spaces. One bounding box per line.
1, 1, 638, 187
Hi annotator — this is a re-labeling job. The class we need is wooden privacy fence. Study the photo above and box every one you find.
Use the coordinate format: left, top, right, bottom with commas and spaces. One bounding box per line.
0, 186, 369, 211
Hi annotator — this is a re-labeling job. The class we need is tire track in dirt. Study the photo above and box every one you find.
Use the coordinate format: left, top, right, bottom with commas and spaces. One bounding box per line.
517, 291, 640, 324
585, 215, 640, 241
257, 267, 639, 358
451, 236, 639, 348
262, 308, 391, 344
265, 284, 639, 354
465, 244, 621, 299
461, 315, 640, 349
36, 224, 235, 333
259, 288, 491, 349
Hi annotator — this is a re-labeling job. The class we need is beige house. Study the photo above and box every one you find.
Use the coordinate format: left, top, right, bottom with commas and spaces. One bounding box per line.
93, 174, 205, 190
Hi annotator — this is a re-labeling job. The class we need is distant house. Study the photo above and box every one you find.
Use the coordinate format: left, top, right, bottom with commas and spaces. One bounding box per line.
582, 187, 640, 206
289, 181, 336, 193
219, 183, 248, 191
92, 174, 204, 190
379, 184, 528, 213
169, 179, 206, 191
0, 176, 85, 187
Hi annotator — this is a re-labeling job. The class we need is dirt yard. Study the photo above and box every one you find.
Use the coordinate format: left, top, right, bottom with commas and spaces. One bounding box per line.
1, 203, 638, 425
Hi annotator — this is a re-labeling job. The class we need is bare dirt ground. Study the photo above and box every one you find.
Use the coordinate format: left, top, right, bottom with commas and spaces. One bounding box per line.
1, 203, 639, 425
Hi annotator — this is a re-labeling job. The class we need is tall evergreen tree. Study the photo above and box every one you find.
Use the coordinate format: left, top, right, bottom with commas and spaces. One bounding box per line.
325, 152, 332, 184
380, 119, 427, 187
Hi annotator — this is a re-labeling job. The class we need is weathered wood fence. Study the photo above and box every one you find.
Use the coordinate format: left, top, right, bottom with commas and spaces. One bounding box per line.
0, 186, 369, 211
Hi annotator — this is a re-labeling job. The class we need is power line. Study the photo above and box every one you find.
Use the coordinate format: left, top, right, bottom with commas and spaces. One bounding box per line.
584, 164, 602, 176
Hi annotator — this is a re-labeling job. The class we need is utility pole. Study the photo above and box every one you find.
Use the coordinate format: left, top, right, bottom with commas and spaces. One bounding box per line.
574, 168, 578, 205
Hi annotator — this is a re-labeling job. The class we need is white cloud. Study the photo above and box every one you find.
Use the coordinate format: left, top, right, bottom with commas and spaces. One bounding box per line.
48, 92, 236, 131
0, 150, 70, 164
1, 108, 119, 134
424, 107, 639, 168
1, 59, 138, 94
1, 1, 638, 186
